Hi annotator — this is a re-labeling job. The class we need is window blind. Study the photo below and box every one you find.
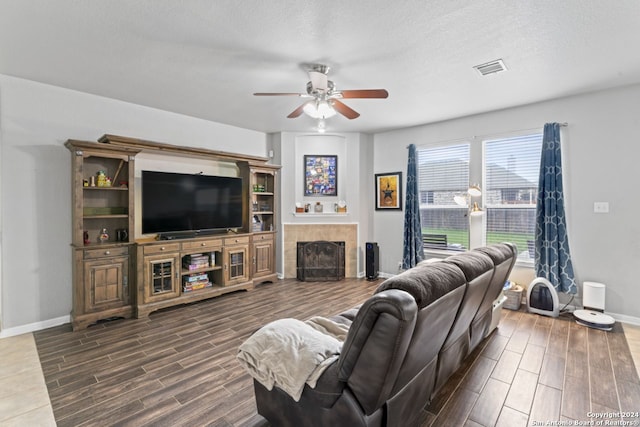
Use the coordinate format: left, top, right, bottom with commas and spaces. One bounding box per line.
417, 144, 470, 249
483, 134, 543, 256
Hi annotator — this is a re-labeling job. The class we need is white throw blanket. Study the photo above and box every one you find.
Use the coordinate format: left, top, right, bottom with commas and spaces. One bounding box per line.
237, 317, 349, 401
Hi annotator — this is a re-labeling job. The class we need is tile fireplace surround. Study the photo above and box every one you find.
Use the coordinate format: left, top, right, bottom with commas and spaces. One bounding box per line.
283, 223, 357, 278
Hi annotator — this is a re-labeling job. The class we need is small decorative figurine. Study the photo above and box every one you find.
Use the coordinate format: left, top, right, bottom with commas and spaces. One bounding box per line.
98, 228, 109, 243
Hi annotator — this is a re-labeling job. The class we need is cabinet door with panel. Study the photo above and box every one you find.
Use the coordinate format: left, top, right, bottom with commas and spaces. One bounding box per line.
83, 255, 130, 312
251, 233, 276, 282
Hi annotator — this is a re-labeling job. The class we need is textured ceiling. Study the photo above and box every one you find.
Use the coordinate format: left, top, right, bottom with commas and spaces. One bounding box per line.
1, 1, 640, 134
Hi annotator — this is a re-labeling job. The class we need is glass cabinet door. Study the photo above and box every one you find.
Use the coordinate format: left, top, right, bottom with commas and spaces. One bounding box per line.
144, 254, 180, 302
225, 246, 249, 285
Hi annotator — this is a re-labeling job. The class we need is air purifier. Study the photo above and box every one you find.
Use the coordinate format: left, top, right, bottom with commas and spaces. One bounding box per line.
526, 277, 560, 317
365, 242, 379, 280
573, 281, 615, 331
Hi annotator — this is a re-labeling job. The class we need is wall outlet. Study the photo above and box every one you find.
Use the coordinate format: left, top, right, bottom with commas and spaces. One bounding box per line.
593, 202, 609, 213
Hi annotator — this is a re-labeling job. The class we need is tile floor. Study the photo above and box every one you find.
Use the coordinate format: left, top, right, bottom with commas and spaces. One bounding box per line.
1, 318, 639, 426
623, 322, 640, 378
0, 333, 56, 426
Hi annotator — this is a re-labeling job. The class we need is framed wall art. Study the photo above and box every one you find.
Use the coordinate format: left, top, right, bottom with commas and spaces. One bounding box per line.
304, 155, 337, 196
375, 172, 402, 210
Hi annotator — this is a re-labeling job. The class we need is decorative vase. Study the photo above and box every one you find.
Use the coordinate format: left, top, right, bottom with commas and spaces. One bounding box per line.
99, 228, 109, 243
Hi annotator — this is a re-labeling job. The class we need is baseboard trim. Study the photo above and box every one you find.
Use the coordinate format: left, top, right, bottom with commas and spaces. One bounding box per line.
1, 301, 636, 340
606, 311, 640, 326
0, 315, 70, 339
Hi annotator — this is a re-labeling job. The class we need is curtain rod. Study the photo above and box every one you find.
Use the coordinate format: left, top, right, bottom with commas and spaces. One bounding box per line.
407, 122, 569, 149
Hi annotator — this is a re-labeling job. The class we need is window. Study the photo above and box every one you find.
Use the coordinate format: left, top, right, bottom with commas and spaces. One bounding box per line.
484, 134, 542, 259
418, 144, 470, 250
417, 132, 542, 261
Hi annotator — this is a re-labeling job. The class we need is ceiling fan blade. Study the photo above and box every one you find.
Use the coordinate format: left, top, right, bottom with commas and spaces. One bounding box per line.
253, 92, 303, 96
332, 100, 360, 120
287, 103, 306, 118
339, 89, 389, 99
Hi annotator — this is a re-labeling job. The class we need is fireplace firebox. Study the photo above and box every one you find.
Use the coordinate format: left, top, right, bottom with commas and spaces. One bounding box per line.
296, 241, 346, 281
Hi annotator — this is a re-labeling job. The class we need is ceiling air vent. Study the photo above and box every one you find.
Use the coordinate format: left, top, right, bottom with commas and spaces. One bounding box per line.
474, 59, 507, 76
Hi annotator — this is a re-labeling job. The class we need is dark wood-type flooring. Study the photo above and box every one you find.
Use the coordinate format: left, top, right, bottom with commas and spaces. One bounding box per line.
34, 278, 640, 427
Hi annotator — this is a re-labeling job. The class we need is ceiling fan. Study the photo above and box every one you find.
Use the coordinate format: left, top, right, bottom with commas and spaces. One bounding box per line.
253, 64, 389, 120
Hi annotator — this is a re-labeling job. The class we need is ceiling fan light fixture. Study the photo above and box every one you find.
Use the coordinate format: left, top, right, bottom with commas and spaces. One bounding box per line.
254, 64, 388, 120
303, 100, 336, 119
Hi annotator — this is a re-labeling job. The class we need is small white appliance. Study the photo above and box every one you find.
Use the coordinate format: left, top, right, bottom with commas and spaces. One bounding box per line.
573, 281, 615, 331
526, 277, 560, 317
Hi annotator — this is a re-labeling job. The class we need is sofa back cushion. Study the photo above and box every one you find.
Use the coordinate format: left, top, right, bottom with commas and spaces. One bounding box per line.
375, 261, 466, 309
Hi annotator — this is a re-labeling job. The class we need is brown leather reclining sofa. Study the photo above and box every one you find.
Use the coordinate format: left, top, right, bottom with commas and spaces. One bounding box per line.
253, 243, 517, 427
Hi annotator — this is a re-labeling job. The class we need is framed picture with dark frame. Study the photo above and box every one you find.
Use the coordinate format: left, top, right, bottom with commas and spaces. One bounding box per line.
375, 172, 402, 210
304, 155, 337, 196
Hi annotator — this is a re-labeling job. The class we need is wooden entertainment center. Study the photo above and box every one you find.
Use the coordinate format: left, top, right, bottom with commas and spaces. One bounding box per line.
66, 135, 279, 330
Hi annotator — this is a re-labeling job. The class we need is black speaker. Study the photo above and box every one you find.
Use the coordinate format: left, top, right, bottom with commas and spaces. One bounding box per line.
365, 242, 379, 280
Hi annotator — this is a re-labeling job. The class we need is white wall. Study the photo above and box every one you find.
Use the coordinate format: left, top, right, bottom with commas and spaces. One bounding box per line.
0, 75, 267, 334
275, 132, 372, 276
373, 83, 640, 321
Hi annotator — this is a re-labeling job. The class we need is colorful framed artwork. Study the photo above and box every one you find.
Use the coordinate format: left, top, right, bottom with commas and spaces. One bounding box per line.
304, 155, 337, 196
375, 172, 402, 210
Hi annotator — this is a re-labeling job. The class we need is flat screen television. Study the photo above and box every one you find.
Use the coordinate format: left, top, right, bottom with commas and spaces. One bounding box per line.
141, 170, 244, 238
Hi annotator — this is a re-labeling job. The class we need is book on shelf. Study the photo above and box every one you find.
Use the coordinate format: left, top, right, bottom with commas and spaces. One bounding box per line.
183, 281, 213, 292
186, 254, 209, 262
185, 273, 209, 283
185, 263, 210, 270
183, 254, 210, 270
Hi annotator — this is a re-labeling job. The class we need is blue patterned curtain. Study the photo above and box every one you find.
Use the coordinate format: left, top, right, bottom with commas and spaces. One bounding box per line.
535, 123, 577, 294
402, 144, 424, 269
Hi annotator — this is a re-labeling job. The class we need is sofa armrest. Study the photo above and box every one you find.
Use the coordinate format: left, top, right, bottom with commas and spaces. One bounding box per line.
337, 289, 417, 415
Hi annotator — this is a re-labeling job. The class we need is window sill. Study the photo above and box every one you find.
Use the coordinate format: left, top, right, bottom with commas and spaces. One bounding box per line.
514, 258, 534, 269
423, 248, 466, 260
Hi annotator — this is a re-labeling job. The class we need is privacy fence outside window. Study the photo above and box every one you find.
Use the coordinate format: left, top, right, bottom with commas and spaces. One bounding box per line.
417, 133, 542, 259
